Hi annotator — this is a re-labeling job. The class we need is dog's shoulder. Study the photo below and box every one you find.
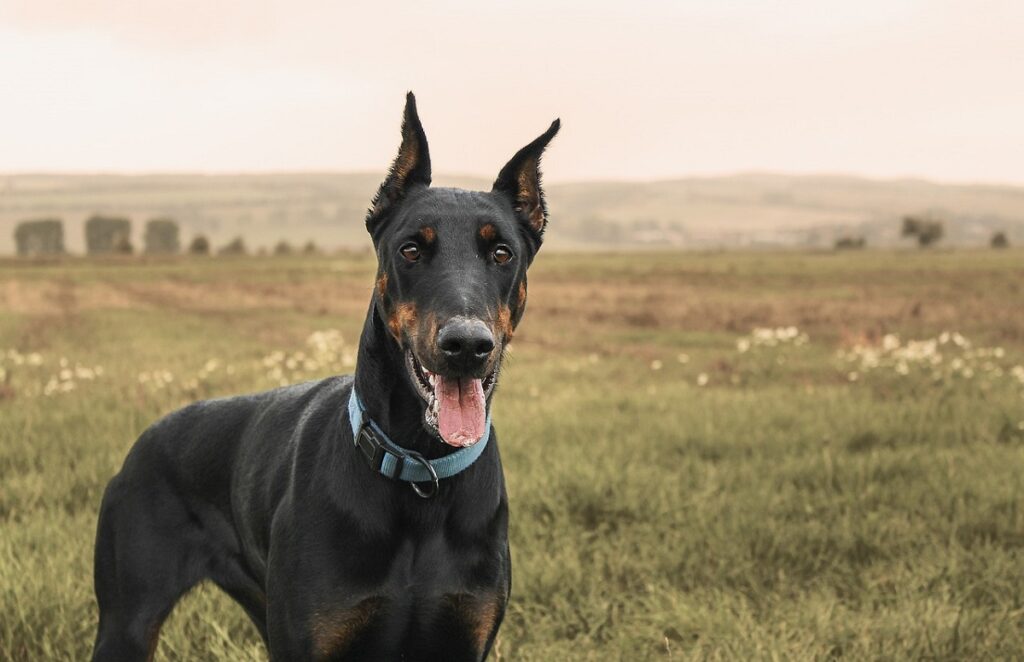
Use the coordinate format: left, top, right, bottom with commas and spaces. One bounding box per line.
131, 375, 351, 454
117, 375, 354, 488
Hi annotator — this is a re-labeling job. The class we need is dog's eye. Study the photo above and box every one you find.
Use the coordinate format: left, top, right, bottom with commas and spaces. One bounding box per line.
399, 242, 420, 263
492, 245, 514, 265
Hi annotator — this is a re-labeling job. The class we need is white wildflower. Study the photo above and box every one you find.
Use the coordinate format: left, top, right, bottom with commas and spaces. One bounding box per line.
75, 367, 95, 380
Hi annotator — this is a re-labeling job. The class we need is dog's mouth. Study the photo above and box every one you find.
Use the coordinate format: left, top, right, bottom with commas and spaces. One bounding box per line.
406, 350, 498, 448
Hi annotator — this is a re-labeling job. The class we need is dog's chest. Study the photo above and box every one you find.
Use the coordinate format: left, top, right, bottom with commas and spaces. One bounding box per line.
310, 533, 508, 660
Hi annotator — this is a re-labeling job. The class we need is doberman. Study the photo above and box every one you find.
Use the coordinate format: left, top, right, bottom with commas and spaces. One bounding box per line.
90, 93, 559, 661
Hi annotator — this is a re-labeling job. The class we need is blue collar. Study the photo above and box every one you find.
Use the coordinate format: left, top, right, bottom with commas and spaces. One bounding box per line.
347, 388, 491, 491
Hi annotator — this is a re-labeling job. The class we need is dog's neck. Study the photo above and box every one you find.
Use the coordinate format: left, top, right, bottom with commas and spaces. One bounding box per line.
352, 301, 456, 460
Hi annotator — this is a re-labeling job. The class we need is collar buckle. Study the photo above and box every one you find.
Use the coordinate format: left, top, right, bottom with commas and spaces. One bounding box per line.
355, 424, 387, 472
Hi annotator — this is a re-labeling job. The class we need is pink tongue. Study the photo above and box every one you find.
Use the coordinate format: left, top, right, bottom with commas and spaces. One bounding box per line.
436, 375, 486, 447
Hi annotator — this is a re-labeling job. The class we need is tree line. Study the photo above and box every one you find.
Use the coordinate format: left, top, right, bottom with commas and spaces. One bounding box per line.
13, 217, 319, 257
834, 216, 1010, 251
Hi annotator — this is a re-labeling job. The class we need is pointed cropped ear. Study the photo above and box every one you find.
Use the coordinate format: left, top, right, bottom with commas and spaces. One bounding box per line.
492, 119, 560, 238
366, 92, 432, 233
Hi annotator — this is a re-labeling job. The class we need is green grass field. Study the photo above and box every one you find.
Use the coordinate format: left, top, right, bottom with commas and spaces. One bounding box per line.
2, 250, 1023, 660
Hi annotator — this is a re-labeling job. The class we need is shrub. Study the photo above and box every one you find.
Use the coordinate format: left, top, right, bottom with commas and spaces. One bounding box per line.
188, 235, 211, 255
991, 231, 1009, 249
834, 236, 866, 250
218, 237, 247, 256
273, 240, 293, 256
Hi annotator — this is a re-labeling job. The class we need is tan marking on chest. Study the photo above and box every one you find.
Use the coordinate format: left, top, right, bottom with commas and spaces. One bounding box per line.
311, 596, 385, 661
444, 592, 505, 654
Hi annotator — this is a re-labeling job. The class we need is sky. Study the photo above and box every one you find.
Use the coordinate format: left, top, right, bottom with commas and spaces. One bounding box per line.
1, 0, 1022, 184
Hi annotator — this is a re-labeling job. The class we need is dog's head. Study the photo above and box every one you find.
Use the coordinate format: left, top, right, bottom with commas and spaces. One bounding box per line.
366, 92, 559, 447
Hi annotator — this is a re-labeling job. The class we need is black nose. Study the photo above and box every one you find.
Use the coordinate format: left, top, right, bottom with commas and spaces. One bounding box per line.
437, 318, 495, 372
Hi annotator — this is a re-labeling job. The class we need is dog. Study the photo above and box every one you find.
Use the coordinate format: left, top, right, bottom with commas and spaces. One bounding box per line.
90, 93, 559, 661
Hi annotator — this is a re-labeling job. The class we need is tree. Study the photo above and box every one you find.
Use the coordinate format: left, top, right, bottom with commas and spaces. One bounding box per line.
901, 215, 944, 248
85, 216, 132, 254
273, 240, 293, 256
144, 219, 181, 254
14, 219, 64, 256
991, 231, 1009, 249
188, 235, 211, 255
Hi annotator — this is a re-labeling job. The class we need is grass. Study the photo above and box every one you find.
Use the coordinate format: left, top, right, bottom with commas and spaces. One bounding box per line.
1, 249, 1023, 660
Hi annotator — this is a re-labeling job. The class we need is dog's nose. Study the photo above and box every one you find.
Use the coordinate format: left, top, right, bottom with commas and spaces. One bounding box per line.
437, 318, 494, 372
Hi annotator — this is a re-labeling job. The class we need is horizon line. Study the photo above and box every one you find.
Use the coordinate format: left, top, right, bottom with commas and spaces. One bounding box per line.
4, 169, 1024, 191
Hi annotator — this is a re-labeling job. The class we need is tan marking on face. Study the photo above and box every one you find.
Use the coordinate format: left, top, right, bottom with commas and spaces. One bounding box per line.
419, 226, 436, 244
516, 281, 527, 314
444, 593, 504, 655
388, 302, 418, 342
376, 272, 389, 299
311, 597, 384, 660
425, 311, 439, 350
479, 224, 496, 241
496, 304, 514, 340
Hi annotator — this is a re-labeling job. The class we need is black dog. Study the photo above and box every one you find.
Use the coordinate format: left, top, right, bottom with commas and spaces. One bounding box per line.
91, 93, 559, 661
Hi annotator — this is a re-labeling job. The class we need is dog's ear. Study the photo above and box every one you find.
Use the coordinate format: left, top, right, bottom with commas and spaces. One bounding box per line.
492, 119, 560, 240
366, 92, 432, 234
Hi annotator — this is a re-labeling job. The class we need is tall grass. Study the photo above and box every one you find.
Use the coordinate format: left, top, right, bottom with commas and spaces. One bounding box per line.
1, 250, 1023, 659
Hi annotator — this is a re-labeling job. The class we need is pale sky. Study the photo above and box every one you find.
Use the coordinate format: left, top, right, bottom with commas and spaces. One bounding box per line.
1, 0, 1022, 183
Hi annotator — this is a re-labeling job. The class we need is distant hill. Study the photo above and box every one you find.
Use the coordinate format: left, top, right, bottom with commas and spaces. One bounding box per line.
3, 172, 1024, 254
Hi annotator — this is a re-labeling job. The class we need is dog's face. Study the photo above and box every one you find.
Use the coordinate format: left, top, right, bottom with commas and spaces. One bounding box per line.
366, 93, 559, 447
